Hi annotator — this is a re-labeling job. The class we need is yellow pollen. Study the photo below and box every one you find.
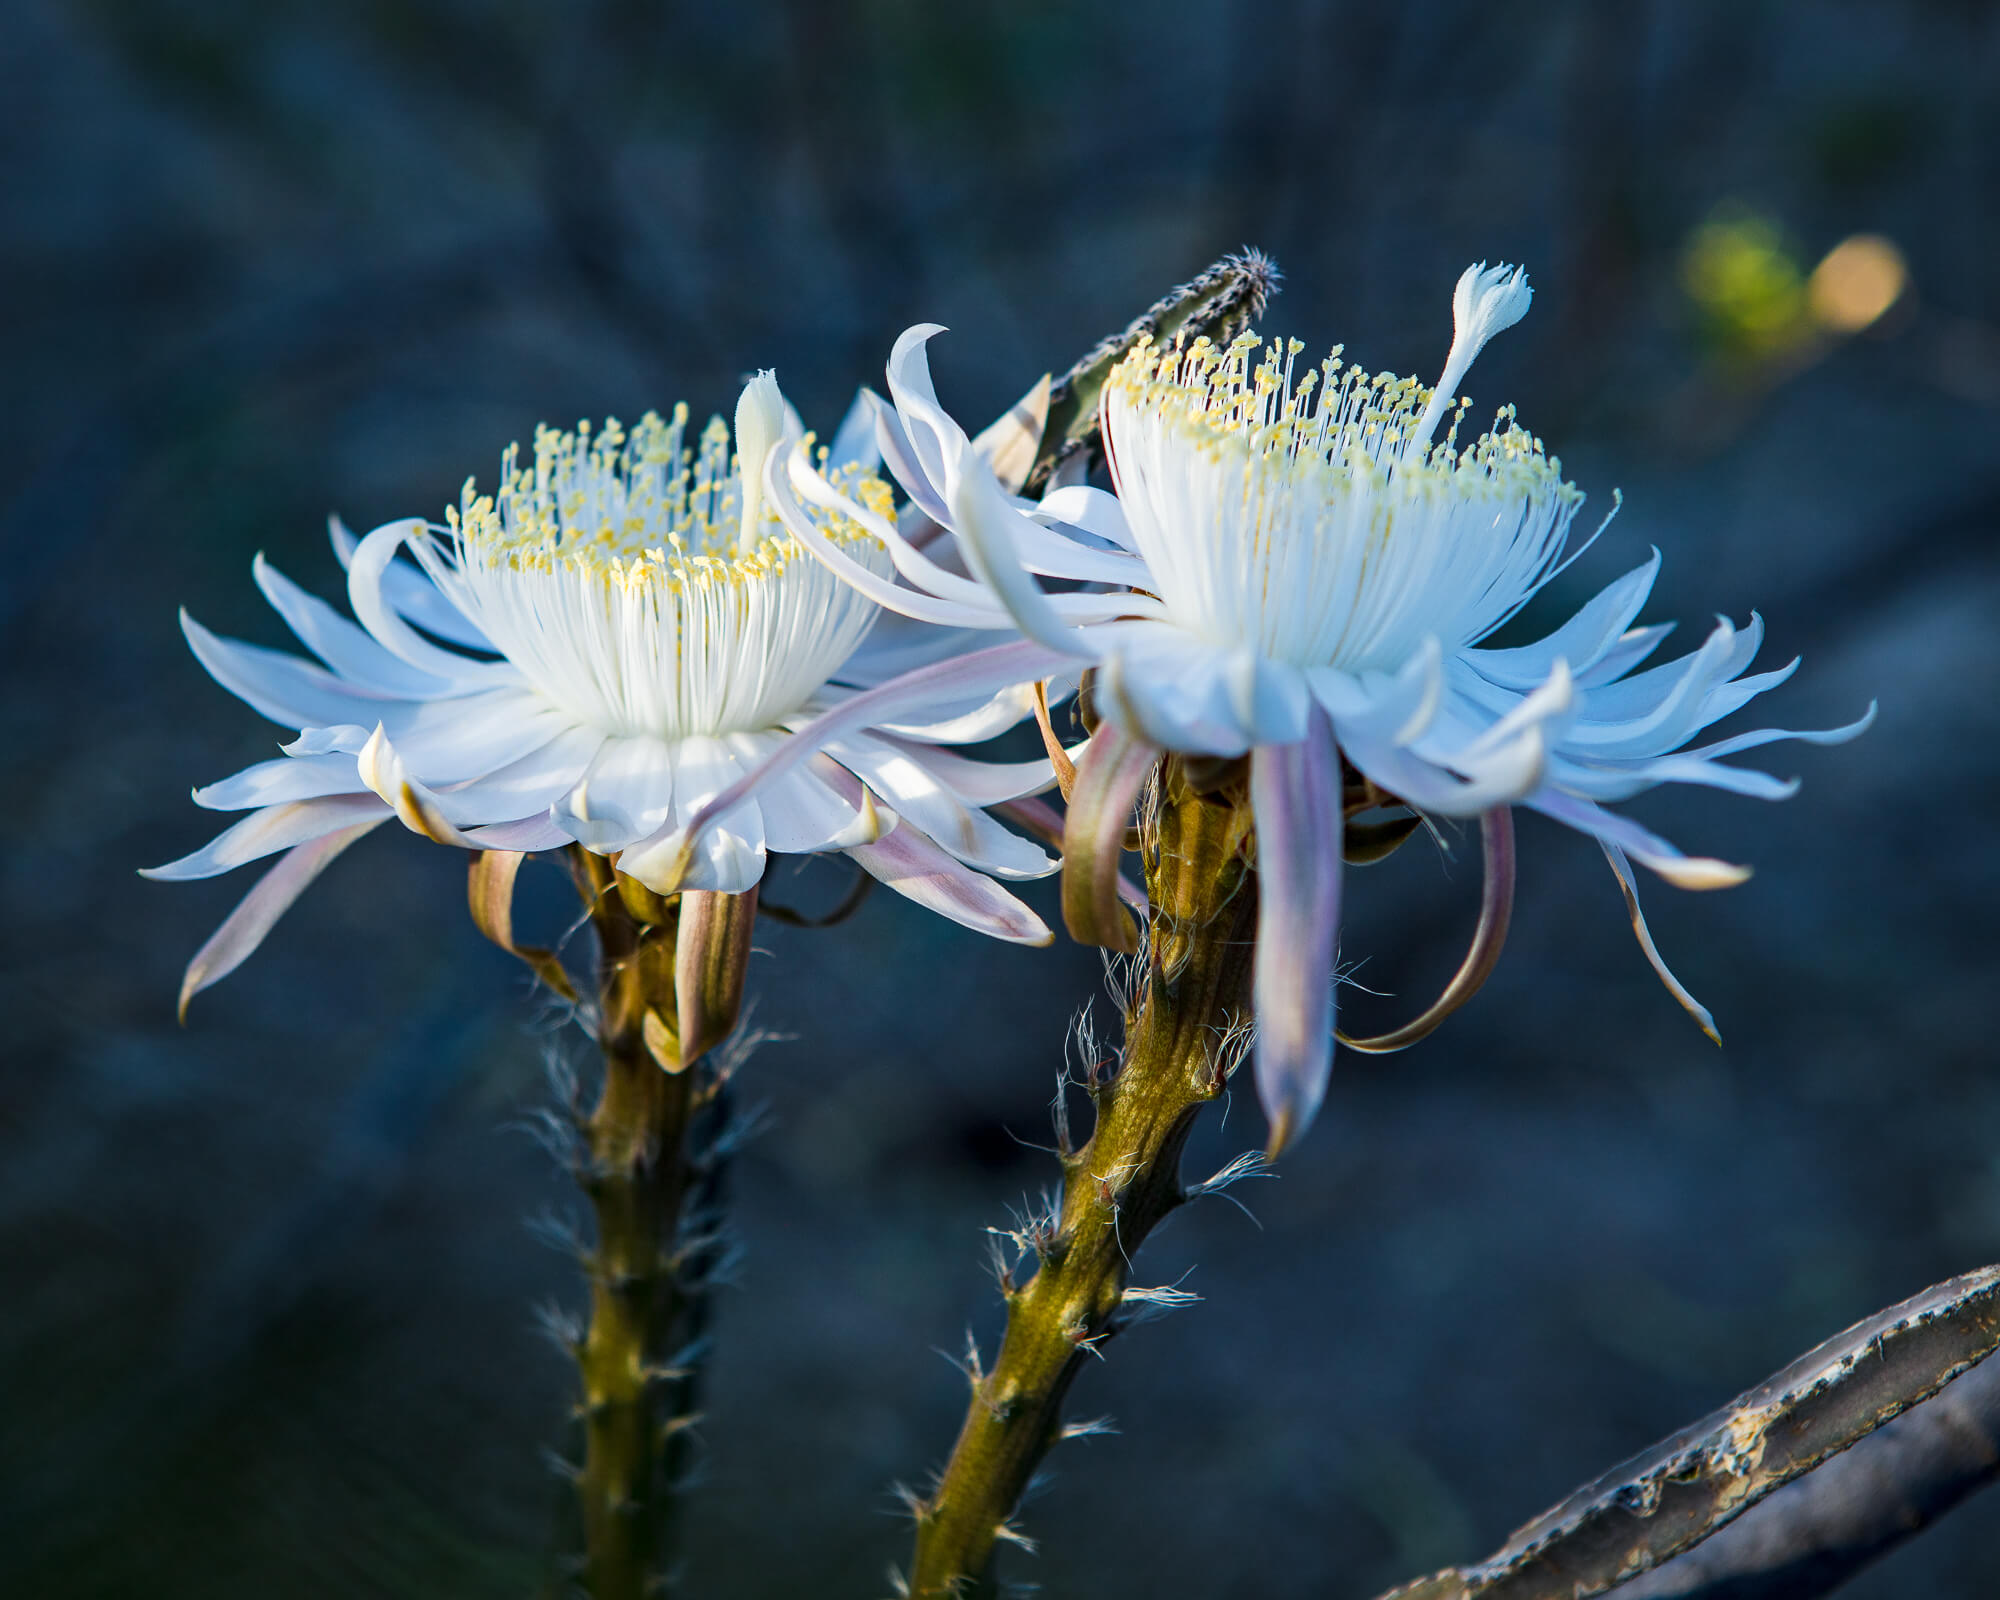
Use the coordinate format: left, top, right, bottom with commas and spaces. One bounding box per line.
1102, 330, 1581, 513
452, 409, 891, 600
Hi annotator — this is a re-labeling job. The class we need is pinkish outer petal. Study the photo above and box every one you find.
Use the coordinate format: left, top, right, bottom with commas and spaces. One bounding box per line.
996, 795, 1148, 915
843, 829, 1052, 946
1059, 721, 1160, 954
1251, 707, 1345, 1157
1339, 807, 1515, 1055
176, 818, 387, 1019
817, 759, 1049, 945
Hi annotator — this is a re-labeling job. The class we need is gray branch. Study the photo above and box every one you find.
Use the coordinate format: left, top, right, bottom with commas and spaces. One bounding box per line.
1610, 1348, 2000, 1598
1375, 1265, 2000, 1600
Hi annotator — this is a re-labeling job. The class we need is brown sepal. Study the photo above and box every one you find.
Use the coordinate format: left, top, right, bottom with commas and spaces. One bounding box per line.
467, 850, 578, 1003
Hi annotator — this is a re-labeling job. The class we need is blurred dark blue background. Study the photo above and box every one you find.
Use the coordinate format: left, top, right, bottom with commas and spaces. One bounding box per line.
4, 1, 1997, 1595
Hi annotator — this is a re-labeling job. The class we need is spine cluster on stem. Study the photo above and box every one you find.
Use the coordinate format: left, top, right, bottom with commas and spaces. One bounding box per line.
904, 764, 1259, 1598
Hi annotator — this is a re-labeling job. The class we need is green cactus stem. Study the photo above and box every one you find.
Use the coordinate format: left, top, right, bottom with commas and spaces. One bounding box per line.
904, 763, 1259, 1597
564, 848, 743, 1600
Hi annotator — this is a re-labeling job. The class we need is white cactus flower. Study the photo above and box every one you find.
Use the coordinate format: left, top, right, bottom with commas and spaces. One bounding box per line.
700, 265, 1873, 1150
147, 375, 1064, 1014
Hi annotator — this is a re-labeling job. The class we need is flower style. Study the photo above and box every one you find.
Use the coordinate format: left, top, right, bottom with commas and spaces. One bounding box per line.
146, 374, 1066, 1015
709, 265, 1872, 1150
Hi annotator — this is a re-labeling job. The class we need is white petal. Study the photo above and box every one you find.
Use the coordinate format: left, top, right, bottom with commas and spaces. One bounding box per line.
441, 724, 606, 824
620, 736, 766, 892
262, 692, 569, 790
772, 444, 1018, 631
1228, 653, 1315, 747
253, 553, 455, 697
872, 737, 1055, 806
829, 734, 1054, 879
1577, 622, 1676, 688
1545, 751, 1800, 804
1465, 553, 1662, 690
1527, 787, 1750, 889
1087, 621, 1270, 756
866, 680, 1047, 745
1338, 720, 1547, 817
872, 388, 954, 526
284, 725, 368, 756
624, 638, 1074, 892
1570, 613, 1758, 722
889, 325, 1126, 651
1455, 659, 1574, 762
1560, 620, 1745, 757
552, 735, 678, 851
1688, 657, 1801, 735
1309, 638, 1445, 742
943, 414, 1107, 655
141, 793, 392, 880
347, 519, 514, 689
193, 752, 368, 811
747, 753, 875, 853
1672, 701, 1879, 763
1034, 484, 1140, 553
734, 369, 788, 555
367, 687, 568, 785
330, 514, 493, 651
182, 611, 401, 730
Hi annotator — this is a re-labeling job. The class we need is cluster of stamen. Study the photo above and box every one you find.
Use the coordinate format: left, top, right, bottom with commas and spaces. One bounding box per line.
1109, 331, 1573, 491
452, 408, 890, 585
431, 409, 893, 740
1100, 333, 1588, 672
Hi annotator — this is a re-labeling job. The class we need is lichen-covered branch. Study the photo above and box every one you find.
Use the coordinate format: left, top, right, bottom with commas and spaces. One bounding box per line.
903, 765, 1258, 1598
1611, 1343, 2000, 1598
1377, 1265, 2000, 1600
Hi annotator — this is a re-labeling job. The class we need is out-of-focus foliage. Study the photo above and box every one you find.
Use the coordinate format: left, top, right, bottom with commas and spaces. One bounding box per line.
1681, 209, 1813, 359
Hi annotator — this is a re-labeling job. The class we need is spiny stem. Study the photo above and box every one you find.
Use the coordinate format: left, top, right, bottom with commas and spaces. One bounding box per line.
905, 768, 1257, 1597
567, 848, 725, 1600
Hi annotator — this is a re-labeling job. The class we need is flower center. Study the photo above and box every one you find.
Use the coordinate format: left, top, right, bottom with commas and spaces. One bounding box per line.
1104, 333, 1585, 674
442, 409, 893, 740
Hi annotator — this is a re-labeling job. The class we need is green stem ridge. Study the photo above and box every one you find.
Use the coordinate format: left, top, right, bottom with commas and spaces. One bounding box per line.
905, 769, 1259, 1598
566, 849, 733, 1600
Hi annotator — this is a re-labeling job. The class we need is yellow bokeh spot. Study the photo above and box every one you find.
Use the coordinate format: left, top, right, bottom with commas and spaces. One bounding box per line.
1807, 234, 1908, 334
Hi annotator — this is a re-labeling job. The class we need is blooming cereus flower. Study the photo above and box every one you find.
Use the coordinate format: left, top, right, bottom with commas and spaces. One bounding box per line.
740, 266, 1873, 1150
145, 374, 1064, 1015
